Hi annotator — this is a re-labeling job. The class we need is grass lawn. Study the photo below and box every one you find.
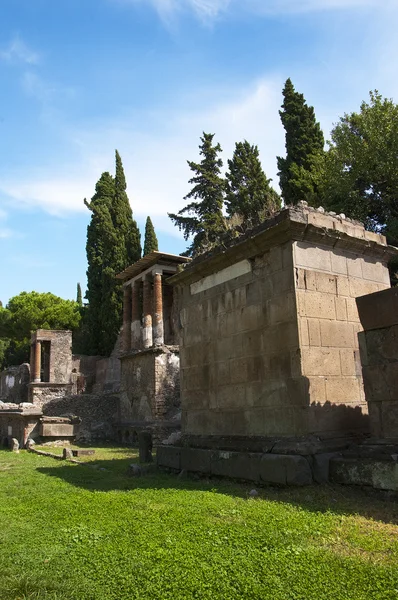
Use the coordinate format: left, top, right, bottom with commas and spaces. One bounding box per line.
0, 446, 397, 600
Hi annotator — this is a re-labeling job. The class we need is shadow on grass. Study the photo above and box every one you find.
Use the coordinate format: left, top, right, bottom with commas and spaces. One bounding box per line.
35, 455, 398, 526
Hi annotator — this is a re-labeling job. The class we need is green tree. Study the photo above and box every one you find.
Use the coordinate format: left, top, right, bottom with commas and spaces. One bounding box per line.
84, 172, 116, 355
322, 91, 398, 240
113, 150, 141, 265
84, 152, 142, 356
277, 78, 325, 206
76, 283, 82, 306
169, 132, 226, 257
0, 291, 81, 368
143, 216, 159, 256
225, 140, 281, 229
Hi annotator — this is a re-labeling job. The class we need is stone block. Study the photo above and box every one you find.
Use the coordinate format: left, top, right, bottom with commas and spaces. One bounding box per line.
40, 423, 75, 437
242, 330, 263, 357
330, 252, 348, 275
336, 276, 350, 297
335, 297, 347, 321
304, 292, 336, 320
259, 454, 312, 486
229, 358, 248, 384
346, 297, 360, 322
346, 256, 363, 278
380, 401, 398, 438
349, 278, 381, 299
268, 293, 295, 324
361, 258, 390, 284
180, 447, 212, 473
211, 451, 262, 481
308, 319, 321, 346
298, 318, 309, 346
301, 347, 341, 376
311, 452, 342, 483
316, 272, 337, 295
294, 242, 331, 272
330, 457, 398, 491
339, 349, 358, 376
308, 376, 327, 403
356, 288, 398, 331
157, 445, 181, 470
325, 376, 360, 404
320, 321, 354, 348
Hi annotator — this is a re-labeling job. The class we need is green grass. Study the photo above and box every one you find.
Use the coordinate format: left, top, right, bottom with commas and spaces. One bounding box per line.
0, 447, 397, 600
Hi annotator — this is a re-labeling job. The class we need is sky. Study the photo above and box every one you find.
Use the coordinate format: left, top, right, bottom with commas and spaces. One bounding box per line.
0, 0, 397, 304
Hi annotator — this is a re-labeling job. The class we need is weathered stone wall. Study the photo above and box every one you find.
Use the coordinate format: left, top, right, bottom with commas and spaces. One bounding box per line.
0, 364, 30, 402
119, 346, 180, 423
169, 205, 395, 444
356, 287, 398, 439
176, 245, 302, 438
294, 241, 389, 436
42, 393, 119, 443
29, 384, 72, 408
34, 329, 73, 383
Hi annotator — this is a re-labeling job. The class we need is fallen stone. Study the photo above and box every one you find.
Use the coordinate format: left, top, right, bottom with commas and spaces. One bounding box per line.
10, 438, 19, 453
62, 448, 74, 460
72, 449, 95, 457
138, 431, 153, 464
249, 489, 259, 497
128, 464, 143, 477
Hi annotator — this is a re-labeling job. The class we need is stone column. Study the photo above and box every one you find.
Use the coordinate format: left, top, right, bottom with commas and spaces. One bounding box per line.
153, 270, 164, 346
142, 275, 153, 348
33, 341, 41, 383
131, 280, 141, 350
29, 344, 35, 382
122, 285, 132, 352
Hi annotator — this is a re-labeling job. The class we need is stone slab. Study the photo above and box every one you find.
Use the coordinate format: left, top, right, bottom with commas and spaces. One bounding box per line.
40, 423, 76, 437
157, 445, 181, 470
211, 451, 262, 481
356, 288, 398, 331
330, 456, 398, 491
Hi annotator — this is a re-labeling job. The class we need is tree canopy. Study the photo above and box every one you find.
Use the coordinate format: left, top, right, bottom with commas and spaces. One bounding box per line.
322, 91, 398, 241
277, 78, 325, 206
169, 132, 226, 257
225, 140, 281, 230
0, 291, 81, 368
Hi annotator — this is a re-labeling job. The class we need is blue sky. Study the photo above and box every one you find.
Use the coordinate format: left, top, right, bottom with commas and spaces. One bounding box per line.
1, 0, 397, 304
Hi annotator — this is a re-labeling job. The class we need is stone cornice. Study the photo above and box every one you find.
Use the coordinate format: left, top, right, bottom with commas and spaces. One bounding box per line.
168, 204, 398, 287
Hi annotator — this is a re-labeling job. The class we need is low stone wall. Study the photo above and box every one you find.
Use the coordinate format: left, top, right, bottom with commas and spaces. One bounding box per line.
0, 364, 30, 403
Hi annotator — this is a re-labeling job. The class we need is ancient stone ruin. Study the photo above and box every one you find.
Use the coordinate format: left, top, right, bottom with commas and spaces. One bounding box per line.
157, 203, 398, 487
116, 251, 190, 443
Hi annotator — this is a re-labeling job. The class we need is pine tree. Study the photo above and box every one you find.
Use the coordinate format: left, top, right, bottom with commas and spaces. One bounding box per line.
169, 133, 226, 257
143, 216, 159, 256
225, 140, 281, 229
76, 283, 82, 306
277, 78, 325, 206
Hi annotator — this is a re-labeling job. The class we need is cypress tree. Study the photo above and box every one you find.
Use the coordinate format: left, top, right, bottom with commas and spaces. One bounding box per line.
76, 283, 82, 306
113, 150, 141, 266
168, 132, 226, 257
225, 140, 281, 229
84, 172, 116, 355
277, 78, 324, 205
143, 216, 159, 256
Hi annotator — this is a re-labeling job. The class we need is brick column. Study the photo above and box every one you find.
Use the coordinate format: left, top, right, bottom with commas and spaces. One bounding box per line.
33, 341, 41, 383
131, 280, 141, 350
122, 285, 132, 352
153, 271, 164, 346
142, 275, 153, 348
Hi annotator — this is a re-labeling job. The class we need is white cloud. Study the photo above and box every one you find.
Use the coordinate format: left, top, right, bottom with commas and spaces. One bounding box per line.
115, 0, 385, 24
0, 77, 285, 235
0, 36, 39, 65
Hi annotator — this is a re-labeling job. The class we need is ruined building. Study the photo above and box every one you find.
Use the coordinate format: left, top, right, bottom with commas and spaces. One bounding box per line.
116, 251, 190, 442
158, 203, 398, 485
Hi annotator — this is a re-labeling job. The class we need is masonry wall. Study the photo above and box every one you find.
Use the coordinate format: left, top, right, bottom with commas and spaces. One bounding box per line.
34, 329, 73, 383
294, 241, 390, 436
178, 241, 307, 438
119, 347, 180, 424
